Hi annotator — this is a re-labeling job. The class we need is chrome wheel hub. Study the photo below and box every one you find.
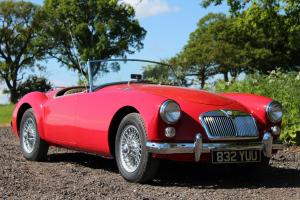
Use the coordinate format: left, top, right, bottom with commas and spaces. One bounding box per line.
119, 125, 142, 173
22, 118, 36, 154
122, 143, 130, 155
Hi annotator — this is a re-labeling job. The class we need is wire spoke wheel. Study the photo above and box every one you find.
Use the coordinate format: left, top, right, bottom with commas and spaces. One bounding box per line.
22, 117, 37, 154
115, 113, 159, 183
119, 125, 142, 173
20, 108, 49, 161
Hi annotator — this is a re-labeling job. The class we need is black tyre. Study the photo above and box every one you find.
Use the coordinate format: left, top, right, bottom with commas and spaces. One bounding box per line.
20, 108, 49, 161
115, 113, 159, 183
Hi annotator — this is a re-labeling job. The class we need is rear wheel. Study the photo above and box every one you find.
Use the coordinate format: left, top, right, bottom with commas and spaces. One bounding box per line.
20, 109, 49, 161
115, 113, 159, 183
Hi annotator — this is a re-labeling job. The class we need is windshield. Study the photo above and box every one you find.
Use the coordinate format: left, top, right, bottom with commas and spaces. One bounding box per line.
88, 59, 180, 90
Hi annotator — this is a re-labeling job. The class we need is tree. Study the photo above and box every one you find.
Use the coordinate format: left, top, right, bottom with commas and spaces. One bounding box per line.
142, 60, 188, 86
0, 1, 48, 103
174, 13, 243, 86
143, 64, 171, 84
232, 3, 296, 73
201, 0, 285, 14
201, 0, 252, 14
200, 0, 300, 73
42, 0, 146, 77
143, 13, 243, 88
4, 76, 52, 101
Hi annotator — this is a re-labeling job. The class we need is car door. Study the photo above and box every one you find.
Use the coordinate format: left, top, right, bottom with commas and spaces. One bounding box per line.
71, 91, 111, 156
43, 93, 78, 146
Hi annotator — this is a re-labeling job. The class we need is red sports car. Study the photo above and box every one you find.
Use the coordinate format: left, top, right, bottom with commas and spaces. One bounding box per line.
11, 59, 283, 183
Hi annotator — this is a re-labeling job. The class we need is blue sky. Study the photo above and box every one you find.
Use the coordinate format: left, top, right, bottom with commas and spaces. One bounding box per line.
0, 0, 228, 103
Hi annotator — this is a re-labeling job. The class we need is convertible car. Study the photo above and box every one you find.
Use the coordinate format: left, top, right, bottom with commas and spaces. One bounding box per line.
11, 59, 283, 183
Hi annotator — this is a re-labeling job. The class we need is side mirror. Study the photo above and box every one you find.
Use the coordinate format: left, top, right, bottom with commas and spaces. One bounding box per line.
131, 74, 142, 81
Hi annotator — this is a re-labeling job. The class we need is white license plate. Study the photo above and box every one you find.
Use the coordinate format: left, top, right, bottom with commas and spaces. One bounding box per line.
212, 150, 261, 164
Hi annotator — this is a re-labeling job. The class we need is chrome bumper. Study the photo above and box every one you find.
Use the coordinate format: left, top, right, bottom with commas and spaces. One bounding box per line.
146, 133, 283, 162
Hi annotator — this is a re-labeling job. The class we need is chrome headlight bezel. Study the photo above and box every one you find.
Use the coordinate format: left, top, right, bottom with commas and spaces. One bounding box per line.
266, 101, 283, 123
160, 100, 181, 124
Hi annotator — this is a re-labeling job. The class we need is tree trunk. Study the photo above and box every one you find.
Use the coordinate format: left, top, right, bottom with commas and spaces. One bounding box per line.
200, 78, 205, 89
9, 88, 19, 104
223, 72, 229, 82
199, 70, 206, 89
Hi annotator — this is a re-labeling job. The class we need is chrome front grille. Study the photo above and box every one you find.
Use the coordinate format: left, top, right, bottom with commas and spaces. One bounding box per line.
234, 116, 258, 137
200, 110, 258, 140
203, 116, 236, 137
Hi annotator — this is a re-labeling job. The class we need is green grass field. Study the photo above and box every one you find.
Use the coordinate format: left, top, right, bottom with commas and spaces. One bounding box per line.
0, 104, 14, 127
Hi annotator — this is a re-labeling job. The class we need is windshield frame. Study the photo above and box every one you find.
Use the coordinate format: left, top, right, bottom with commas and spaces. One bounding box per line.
87, 58, 178, 92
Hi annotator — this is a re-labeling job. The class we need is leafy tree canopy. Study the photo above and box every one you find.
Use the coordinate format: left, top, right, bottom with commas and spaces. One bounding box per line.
42, 0, 146, 76
175, 0, 300, 85
178, 13, 241, 85
0, 0, 48, 103
142, 60, 188, 86
232, 3, 300, 73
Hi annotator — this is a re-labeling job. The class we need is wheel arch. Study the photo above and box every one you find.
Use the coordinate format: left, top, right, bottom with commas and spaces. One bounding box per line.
12, 92, 48, 139
108, 106, 139, 157
16, 103, 32, 134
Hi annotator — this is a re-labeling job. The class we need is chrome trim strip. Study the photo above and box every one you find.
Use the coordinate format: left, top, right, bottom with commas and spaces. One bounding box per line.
201, 110, 249, 117
201, 143, 264, 153
146, 133, 283, 162
146, 142, 194, 154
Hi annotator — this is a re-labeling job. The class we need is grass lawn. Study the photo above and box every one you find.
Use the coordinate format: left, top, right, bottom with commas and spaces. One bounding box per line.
0, 104, 14, 127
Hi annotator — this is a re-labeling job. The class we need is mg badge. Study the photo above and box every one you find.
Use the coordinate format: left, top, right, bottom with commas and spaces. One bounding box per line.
221, 110, 233, 118
226, 110, 233, 116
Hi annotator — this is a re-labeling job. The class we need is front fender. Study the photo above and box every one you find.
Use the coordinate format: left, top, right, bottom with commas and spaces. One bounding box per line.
12, 92, 48, 139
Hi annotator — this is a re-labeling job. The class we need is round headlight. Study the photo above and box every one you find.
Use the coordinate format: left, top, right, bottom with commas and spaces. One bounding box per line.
160, 100, 181, 124
266, 101, 283, 123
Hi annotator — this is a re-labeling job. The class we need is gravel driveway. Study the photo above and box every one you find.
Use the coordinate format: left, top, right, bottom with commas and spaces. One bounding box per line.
0, 127, 300, 200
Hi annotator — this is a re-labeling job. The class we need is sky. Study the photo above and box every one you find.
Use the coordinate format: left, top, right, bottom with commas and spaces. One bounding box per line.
0, 0, 228, 104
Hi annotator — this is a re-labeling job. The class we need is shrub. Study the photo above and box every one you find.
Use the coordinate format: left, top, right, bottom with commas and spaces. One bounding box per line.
214, 70, 300, 145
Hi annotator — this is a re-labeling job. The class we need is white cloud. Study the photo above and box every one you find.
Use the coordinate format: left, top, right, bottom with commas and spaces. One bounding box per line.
121, 0, 180, 18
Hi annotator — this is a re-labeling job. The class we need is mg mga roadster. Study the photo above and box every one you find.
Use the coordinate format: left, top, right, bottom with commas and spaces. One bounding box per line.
11, 59, 283, 183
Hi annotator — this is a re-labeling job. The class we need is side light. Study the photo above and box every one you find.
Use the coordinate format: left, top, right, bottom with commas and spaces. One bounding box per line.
271, 126, 281, 136
165, 127, 176, 138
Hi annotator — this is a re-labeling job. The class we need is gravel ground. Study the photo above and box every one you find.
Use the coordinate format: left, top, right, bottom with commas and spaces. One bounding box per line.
0, 127, 300, 200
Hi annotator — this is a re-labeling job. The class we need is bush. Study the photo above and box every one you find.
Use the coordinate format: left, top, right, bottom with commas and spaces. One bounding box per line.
214, 70, 300, 145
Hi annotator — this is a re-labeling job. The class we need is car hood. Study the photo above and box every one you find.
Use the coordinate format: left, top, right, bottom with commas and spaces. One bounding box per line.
130, 84, 236, 106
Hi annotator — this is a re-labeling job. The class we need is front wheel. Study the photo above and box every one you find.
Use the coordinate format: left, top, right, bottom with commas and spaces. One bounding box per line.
20, 108, 49, 161
115, 113, 159, 183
